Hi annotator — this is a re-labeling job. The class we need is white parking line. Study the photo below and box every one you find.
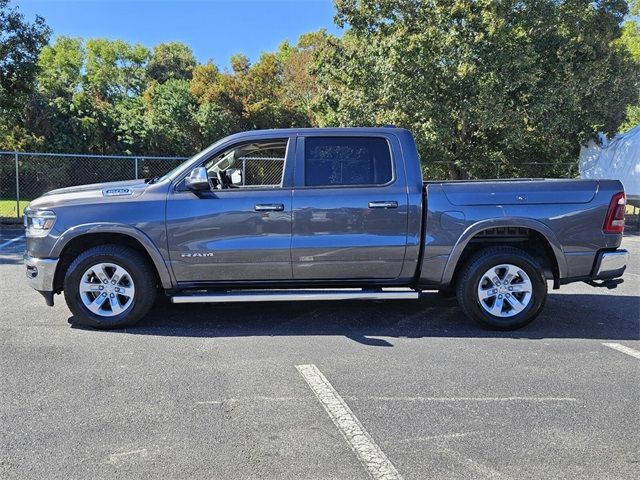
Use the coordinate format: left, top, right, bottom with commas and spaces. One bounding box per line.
0, 235, 24, 250
108, 448, 148, 462
603, 342, 640, 360
296, 364, 403, 480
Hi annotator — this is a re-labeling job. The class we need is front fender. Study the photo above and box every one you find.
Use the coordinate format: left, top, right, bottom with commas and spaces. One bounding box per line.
51, 223, 174, 289
441, 217, 567, 285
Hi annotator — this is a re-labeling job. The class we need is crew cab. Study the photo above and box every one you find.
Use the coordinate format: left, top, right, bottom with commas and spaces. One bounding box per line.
24, 127, 629, 330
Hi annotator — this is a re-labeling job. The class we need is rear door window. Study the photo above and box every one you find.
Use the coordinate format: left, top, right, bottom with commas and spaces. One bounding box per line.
304, 137, 393, 187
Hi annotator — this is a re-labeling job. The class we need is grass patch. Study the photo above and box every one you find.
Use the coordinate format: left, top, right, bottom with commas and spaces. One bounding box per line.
0, 199, 30, 218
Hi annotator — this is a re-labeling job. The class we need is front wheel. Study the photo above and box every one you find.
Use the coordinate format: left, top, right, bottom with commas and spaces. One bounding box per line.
63, 244, 157, 329
456, 246, 547, 330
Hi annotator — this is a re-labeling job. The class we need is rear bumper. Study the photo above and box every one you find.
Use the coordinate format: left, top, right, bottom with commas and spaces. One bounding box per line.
592, 249, 628, 280
24, 254, 59, 293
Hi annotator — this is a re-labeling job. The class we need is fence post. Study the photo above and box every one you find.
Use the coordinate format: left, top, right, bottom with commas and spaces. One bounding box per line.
496, 163, 500, 179
14, 152, 20, 219
134, 158, 139, 179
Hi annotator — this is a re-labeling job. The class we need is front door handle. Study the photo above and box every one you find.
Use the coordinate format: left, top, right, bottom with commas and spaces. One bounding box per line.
255, 203, 284, 212
368, 201, 398, 209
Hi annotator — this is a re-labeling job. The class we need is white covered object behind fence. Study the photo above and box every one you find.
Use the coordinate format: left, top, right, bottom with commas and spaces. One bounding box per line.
579, 125, 640, 198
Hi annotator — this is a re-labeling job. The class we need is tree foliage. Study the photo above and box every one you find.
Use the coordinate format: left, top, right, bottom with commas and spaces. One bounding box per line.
0, 0, 50, 148
147, 41, 197, 83
191, 49, 317, 131
313, 0, 639, 179
0, 0, 50, 109
5, 26, 319, 155
618, 0, 640, 131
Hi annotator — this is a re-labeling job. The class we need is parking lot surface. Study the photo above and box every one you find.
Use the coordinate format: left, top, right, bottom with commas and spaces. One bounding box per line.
1, 228, 639, 479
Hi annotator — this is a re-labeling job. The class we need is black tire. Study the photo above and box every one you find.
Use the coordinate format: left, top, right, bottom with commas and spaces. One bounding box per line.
63, 244, 157, 329
455, 246, 547, 330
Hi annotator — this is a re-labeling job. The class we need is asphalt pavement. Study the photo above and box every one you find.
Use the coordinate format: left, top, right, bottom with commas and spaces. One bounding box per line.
1, 228, 638, 479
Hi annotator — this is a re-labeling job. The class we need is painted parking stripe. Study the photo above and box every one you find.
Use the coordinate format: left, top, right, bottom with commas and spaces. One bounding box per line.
0, 235, 24, 250
296, 364, 403, 480
603, 343, 640, 360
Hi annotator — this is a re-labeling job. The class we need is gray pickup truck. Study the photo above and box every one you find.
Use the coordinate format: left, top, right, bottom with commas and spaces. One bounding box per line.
24, 127, 628, 330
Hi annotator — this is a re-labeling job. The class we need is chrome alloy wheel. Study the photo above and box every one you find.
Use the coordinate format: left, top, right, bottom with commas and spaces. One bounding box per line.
477, 263, 532, 318
78, 263, 135, 317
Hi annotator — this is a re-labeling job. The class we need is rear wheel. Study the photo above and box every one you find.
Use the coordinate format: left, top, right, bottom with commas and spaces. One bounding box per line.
63, 245, 156, 329
456, 246, 547, 330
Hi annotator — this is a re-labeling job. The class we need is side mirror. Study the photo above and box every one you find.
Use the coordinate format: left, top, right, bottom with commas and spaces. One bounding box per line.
185, 167, 210, 191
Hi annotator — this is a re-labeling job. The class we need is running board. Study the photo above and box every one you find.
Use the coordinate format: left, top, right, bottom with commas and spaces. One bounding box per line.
171, 288, 420, 304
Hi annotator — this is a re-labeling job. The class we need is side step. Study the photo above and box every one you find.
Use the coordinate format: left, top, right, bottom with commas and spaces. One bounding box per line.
171, 288, 420, 304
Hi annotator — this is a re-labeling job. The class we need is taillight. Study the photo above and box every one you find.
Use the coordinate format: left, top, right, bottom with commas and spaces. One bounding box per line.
603, 192, 626, 233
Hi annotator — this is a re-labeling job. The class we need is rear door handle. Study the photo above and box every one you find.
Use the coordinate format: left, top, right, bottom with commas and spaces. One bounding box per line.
255, 203, 284, 212
368, 201, 398, 209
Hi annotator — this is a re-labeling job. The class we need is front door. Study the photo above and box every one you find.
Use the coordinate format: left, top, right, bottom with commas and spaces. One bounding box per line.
166, 137, 294, 283
291, 135, 409, 280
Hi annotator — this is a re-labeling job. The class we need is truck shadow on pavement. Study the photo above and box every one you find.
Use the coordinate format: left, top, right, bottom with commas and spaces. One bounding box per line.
71, 292, 640, 344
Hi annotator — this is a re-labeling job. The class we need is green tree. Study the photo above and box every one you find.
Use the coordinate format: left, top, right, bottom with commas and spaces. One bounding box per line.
618, 0, 640, 131
142, 79, 200, 155
0, 0, 50, 110
190, 51, 313, 132
276, 31, 328, 125
84, 38, 149, 152
0, 0, 50, 149
189, 62, 232, 144
84, 38, 149, 100
37, 36, 84, 98
147, 41, 197, 83
194, 101, 229, 146
29, 36, 85, 151
30, 37, 152, 154
113, 96, 147, 155
314, 0, 639, 179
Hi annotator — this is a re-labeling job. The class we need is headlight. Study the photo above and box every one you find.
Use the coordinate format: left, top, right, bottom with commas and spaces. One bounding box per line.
24, 209, 57, 238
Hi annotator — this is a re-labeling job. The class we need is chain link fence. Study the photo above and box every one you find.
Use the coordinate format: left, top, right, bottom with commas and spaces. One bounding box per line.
423, 161, 579, 181
239, 157, 285, 187
0, 151, 187, 220
0, 150, 579, 221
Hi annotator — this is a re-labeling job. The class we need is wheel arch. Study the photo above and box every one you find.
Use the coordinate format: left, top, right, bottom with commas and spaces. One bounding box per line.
52, 224, 174, 291
442, 218, 567, 287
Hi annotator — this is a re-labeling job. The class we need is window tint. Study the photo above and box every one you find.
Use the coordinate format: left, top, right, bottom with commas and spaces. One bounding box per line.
204, 139, 287, 188
304, 137, 393, 187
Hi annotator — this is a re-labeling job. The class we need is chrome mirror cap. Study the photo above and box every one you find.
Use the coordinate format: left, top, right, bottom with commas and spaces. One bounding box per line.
185, 167, 210, 191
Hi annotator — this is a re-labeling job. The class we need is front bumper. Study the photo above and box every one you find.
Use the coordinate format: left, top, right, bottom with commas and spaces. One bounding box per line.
24, 254, 59, 295
592, 249, 628, 280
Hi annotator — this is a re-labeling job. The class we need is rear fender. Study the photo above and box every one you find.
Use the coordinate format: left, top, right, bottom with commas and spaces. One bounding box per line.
442, 217, 567, 285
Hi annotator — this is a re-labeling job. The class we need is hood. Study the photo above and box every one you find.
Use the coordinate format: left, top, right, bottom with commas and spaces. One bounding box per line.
28, 179, 149, 210
43, 178, 148, 196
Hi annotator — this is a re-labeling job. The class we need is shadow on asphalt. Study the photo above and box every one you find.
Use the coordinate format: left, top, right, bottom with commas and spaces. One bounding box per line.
69, 292, 640, 344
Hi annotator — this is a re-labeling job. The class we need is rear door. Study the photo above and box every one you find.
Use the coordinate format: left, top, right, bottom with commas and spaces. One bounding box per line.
291, 134, 409, 280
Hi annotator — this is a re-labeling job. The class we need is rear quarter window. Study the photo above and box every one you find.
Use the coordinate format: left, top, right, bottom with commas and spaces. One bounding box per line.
304, 137, 393, 187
